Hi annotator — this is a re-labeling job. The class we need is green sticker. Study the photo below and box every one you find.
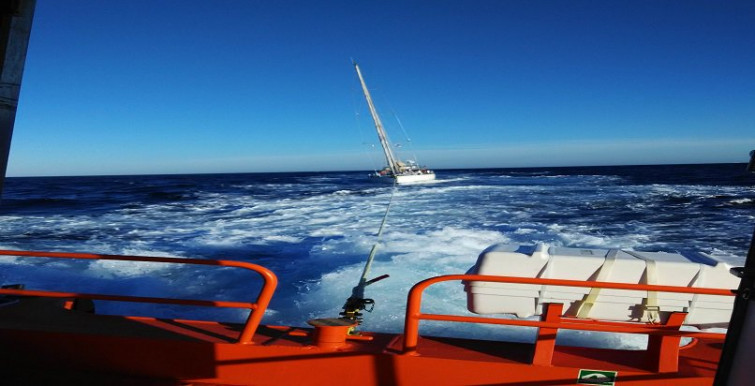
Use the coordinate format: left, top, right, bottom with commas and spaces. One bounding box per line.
577, 369, 617, 385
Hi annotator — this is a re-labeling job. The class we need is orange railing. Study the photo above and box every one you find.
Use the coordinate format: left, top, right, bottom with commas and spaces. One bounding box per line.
0, 249, 277, 344
403, 274, 736, 372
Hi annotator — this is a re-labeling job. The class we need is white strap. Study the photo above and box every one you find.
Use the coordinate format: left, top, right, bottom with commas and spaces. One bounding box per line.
625, 251, 660, 323
535, 247, 554, 314
576, 250, 618, 318
686, 267, 705, 316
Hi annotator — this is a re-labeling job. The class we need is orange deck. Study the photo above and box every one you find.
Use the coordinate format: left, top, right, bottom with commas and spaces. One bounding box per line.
0, 297, 721, 385
0, 250, 729, 385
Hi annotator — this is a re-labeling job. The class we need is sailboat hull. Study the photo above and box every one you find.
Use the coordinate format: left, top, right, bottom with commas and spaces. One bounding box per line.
372, 172, 436, 184
395, 172, 436, 184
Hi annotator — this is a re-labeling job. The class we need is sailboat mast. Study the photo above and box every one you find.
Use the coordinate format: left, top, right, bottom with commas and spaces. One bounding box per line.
353, 62, 399, 175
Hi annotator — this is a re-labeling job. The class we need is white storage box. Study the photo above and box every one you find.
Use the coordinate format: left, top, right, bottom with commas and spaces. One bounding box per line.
464, 244, 739, 327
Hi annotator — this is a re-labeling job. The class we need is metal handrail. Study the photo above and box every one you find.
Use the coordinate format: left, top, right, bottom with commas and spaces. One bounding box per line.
403, 274, 735, 353
0, 249, 277, 344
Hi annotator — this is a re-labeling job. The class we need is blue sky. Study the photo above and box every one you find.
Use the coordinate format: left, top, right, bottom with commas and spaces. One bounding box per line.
7, 0, 755, 176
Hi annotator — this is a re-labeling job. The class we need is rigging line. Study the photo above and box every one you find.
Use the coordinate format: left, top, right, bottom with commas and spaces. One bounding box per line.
392, 112, 412, 144
392, 112, 421, 164
374, 87, 412, 146
352, 86, 381, 173
376, 85, 417, 163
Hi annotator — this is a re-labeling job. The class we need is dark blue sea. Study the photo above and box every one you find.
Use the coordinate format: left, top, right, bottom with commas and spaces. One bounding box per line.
1, 164, 753, 347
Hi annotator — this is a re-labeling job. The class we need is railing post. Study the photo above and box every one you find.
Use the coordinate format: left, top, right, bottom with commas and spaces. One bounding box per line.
532, 303, 562, 366
238, 268, 278, 344
403, 278, 432, 354
647, 312, 686, 372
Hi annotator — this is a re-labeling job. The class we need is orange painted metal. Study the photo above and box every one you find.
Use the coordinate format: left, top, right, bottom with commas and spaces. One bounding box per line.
0, 321, 725, 385
0, 287, 258, 309
307, 318, 358, 349
532, 302, 562, 366
403, 274, 733, 357
0, 250, 735, 384
0, 249, 277, 343
647, 312, 687, 372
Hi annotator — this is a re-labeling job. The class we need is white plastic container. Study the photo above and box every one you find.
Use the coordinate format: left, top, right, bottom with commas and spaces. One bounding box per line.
464, 244, 739, 327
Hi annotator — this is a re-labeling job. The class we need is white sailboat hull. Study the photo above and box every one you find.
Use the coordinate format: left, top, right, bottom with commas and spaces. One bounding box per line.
395, 172, 436, 184
372, 172, 436, 184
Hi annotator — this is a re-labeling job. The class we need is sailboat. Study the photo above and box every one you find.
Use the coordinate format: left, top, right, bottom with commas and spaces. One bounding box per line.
353, 61, 436, 184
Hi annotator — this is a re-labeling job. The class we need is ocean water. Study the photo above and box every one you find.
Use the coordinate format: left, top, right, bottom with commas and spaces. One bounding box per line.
0, 164, 753, 348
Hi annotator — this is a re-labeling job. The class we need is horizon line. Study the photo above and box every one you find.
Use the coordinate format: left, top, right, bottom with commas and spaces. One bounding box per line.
4, 161, 746, 179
